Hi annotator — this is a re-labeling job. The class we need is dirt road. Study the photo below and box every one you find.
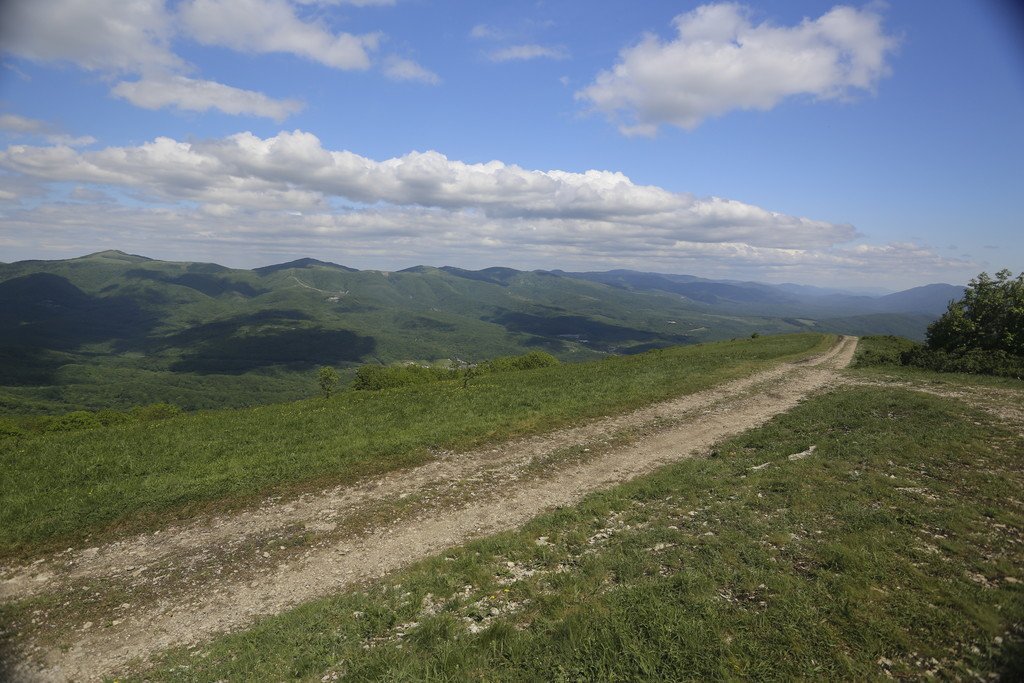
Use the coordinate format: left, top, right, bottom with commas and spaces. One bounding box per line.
2, 336, 858, 681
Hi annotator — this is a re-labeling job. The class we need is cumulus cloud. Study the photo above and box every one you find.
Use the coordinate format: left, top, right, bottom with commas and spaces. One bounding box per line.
0, 130, 854, 250
577, 2, 898, 135
382, 56, 440, 84
112, 76, 305, 121
178, 0, 381, 70
488, 44, 569, 62
0, 0, 406, 121
0, 130, 973, 284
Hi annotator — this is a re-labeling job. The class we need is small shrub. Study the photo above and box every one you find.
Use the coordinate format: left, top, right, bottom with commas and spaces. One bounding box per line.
44, 411, 101, 432
478, 351, 559, 374
131, 403, 182, 421
95, 409, 133, 427
0, 417, 25, 438
317, 366, 341, 398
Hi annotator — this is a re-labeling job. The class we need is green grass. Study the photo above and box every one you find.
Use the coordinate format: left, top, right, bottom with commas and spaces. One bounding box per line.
129, 383, 1024, 682
852, 336, 1024, 391
0, 333, 830, 559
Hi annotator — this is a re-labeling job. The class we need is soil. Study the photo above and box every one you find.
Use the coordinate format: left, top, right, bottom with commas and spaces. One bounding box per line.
1, 336, 859, 681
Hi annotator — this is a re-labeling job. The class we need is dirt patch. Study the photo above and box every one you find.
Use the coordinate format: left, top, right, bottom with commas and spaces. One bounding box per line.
2, 337, 857, 681
849, 376, 1024, 430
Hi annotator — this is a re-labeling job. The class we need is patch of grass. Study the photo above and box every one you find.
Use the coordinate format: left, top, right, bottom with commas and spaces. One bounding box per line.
132, 384, 1024, 682
0, 334, 830, 559
852, 336, 1024, 391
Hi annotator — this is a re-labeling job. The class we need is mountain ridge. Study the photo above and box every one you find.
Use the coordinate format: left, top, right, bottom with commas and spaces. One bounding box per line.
0, 252, 961, 414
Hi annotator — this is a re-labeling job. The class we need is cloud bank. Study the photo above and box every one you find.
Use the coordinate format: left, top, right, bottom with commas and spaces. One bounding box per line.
0, 130, 854, 249
0, 130, 972, 284
577, 3, 898, 135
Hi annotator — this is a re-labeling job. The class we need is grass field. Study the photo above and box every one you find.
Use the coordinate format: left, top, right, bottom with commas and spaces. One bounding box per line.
852, 335, 1024, 390
130, 383, 1024, 681
0, 333, 831, 559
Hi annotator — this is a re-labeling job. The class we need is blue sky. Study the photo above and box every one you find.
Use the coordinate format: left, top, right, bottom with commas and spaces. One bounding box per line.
0, 0, 1021, 288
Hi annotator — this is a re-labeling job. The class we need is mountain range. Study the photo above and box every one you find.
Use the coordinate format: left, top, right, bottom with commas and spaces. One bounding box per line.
0, 250, 962, 413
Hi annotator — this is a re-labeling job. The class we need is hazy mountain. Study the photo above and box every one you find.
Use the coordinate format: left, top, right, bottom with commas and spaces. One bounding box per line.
560, 268, 961, 319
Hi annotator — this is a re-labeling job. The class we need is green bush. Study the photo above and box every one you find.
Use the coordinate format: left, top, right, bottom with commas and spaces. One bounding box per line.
0, 417, 25, 438
855, 335, 1023, 378
317, 366, 341, 398
44, 411, 102, 432
477, 350, 559, 374
130, 403, 182, 421
900, 347, 1024, 378
95, 409, 133, 427
353, 352, 561, 391
927, 269, 1023, 355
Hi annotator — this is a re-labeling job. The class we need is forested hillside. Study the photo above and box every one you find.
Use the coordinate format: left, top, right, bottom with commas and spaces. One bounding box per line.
0, 251, 959, 413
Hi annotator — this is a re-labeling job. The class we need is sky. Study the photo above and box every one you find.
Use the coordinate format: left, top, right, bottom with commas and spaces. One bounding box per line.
0, 0, 1022, 288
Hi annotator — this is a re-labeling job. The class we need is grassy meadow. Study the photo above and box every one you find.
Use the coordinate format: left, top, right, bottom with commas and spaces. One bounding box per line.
130, 382, 1024, 681
0, 333, 830, 559
852, 335, 1024, 390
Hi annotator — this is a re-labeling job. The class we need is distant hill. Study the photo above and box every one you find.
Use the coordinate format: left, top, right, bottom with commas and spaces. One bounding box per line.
561, 268, 961, 320
0, 251, 961, 413
870, 283, 964, 315
252, 257, 358, 276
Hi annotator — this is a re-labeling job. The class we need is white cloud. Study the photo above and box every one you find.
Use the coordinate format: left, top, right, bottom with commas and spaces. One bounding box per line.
0, 130, 855, 249
0, 129, 973, 285
0, 114, 50, 134
0, 0, 181, 73
0, 113, 95, 146
577, 3, 898, 135
178, 0, 381, 70
469, 24, 500, 40
489, 44, 569, 62
0, 0, 396, 121
382, 56, 440, 84
112, 76, 305, 121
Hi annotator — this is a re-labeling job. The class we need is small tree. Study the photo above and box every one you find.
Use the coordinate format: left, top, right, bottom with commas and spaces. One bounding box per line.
317, 366, 340, 398
926, 269, 1024, 355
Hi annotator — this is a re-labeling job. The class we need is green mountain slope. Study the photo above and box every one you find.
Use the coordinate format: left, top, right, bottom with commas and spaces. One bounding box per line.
0, 251, 939, 413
